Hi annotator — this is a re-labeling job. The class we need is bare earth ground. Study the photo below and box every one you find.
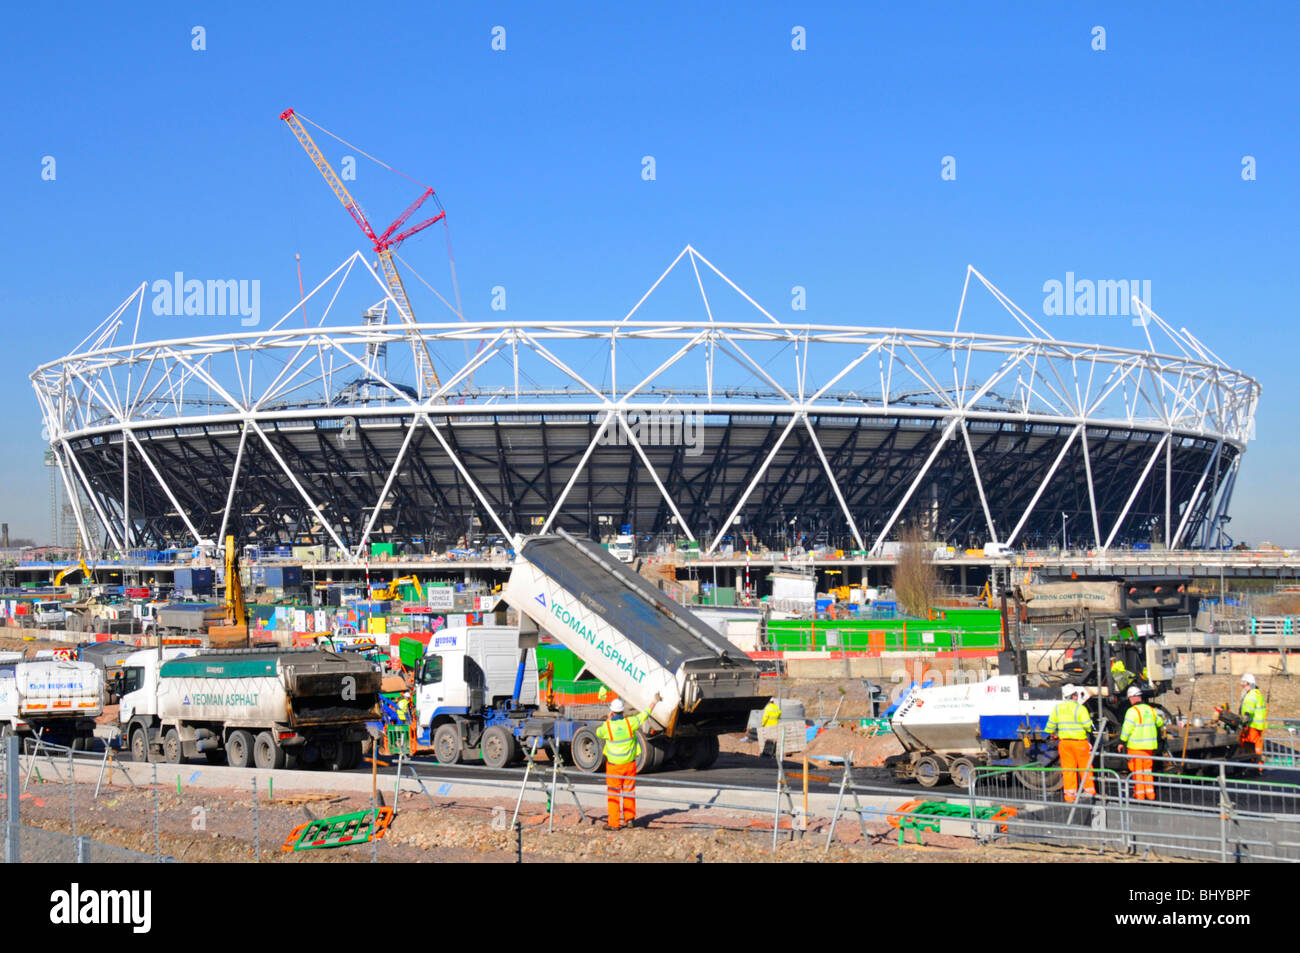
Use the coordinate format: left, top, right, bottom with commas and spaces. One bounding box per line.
12, 781, 1163, 864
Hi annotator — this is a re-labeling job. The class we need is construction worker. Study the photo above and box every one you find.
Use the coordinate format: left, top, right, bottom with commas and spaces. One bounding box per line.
761, 697, 782, 727
1110, 656, 1136, 694
1046, 685, 1096, 802
1118, 686, 1164, 801
1239, 673, 1268, 758
596, 693, 661, 830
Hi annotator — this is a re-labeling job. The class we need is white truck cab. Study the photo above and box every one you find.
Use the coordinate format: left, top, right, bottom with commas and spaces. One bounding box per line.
413, 626, 537, 748
117, 647, 199, 725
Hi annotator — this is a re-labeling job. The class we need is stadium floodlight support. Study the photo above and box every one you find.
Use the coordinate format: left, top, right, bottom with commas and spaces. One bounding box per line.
32, 248, 1259, 557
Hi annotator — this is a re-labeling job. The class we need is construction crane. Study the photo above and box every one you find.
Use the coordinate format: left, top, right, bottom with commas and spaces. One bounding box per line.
280, 108, 443, 395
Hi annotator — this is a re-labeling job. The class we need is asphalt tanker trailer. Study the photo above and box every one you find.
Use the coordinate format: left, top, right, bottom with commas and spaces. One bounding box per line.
118, 646, 381, 770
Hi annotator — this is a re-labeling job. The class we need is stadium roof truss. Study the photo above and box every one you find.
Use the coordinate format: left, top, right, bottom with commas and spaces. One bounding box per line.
32, 247, 1259, 557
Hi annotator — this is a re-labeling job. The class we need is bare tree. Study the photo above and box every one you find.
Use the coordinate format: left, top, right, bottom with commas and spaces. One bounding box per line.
895, 522, 938, 620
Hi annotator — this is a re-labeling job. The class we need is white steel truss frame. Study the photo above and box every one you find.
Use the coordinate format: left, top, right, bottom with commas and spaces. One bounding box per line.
32, 250, 1258, 555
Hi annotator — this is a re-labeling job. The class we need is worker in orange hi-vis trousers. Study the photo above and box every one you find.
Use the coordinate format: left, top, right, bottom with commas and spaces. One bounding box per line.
1046, 685, 1096, 802
596, 693, 661, 830
1118, 686, 1165, 801
1238, 673, 1268, 760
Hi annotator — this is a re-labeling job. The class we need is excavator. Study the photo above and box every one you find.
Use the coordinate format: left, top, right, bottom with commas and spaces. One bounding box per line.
372, 575, 423, 602
204, 535, 249, 648
54, 557, 94, 587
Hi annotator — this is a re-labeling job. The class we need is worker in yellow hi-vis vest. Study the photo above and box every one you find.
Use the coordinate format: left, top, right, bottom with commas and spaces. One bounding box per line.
1239, 673, 1268, 758
1118, 686, 1165, 801
761, 697, 782, 727
596, 693, 661, 830
1046, 685, 1095, 802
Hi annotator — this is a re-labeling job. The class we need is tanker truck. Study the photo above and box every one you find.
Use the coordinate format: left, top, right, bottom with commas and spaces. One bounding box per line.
0, 652, 104, 748
415, 530, 766, 772
118, 646, 381, 770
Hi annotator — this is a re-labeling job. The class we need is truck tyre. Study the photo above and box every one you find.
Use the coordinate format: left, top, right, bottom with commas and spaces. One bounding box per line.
253, 731, 285, 770
129, 726, 150, 763
163, 728, 183, 764
481, 725, 518, 769
914, 754, 945, 789
692, 735, 720, 770
570, 726, 605, 773
948, 757, 977, 791
433, 724, 463, 765
226, 730, 254, 769
337, 741, 363, 770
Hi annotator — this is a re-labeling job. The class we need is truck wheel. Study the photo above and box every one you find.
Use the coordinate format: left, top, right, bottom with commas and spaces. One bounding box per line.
253, 731, 285, 770
338, 741, 363, 770
570, 726, 605, 773
670, 737, 699, 769
914, 754, 945, 789
948, 757, 977, 790
163, 729, 183, 764
481, 725, 518, 769
129, 727, 150, 763
226, 730, 254, 769
433, 724, 463, 765
692, 735, 720, 770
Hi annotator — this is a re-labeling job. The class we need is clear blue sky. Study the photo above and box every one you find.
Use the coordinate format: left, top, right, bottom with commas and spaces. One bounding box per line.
2, 1, 1297, 545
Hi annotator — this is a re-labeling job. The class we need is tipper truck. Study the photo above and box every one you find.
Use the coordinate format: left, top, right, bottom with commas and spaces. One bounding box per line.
118, 647, 381, 770
0, 652, 104, 748
416, 530, 766, 772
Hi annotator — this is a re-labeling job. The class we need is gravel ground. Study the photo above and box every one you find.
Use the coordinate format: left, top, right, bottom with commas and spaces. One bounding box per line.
9, 780, 1165, 864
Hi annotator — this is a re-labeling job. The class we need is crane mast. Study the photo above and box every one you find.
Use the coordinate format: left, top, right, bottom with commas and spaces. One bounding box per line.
280, 108, 442, 394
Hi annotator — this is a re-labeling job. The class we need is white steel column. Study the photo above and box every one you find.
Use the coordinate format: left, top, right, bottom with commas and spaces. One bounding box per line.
1080, 426, 1101, 549
216, 425, 250, 544
50, 445, 93, 556
1004, 425, 1081, 548
801, 415, 865, 550
354, 416, 421, 556
617, 413, 696, 542
539, 413, 614, 535
127, 431, 202, 543
959, 421, 998, 544
60, 441, 125, 553
1170, 434, 1180, 546
871, 416, 961, 554
247, 421, 348, 553
1173, 438, 1222, 548
707, 414, 800, 554
1102, 433, 1170, 552
423, 415, 520, 547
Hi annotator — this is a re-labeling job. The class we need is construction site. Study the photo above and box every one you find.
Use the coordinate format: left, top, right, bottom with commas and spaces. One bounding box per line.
6, 101, 1294, 874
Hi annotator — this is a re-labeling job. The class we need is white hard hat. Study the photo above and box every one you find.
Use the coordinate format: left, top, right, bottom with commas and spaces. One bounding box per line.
1241, 673, 1256, 685
609, 697, 626, 713
1062, 684, 1078, 699
1126, 686, 1143, 699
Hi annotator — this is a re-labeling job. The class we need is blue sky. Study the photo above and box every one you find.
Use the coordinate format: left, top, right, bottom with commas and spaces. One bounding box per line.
2, 2, 1297, 545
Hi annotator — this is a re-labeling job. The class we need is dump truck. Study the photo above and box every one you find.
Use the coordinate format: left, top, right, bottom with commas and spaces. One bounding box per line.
415, 531, 765, 772
118, 646, 381, 769
0, 653, 104, 748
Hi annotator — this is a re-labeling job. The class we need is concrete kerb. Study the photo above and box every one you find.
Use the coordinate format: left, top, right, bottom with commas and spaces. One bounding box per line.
41, 755, 966, 839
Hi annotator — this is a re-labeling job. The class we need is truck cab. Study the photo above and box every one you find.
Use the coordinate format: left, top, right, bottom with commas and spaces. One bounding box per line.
413, 626, 538, 763
609, 535, 636, 563
117, 648, 200, 727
